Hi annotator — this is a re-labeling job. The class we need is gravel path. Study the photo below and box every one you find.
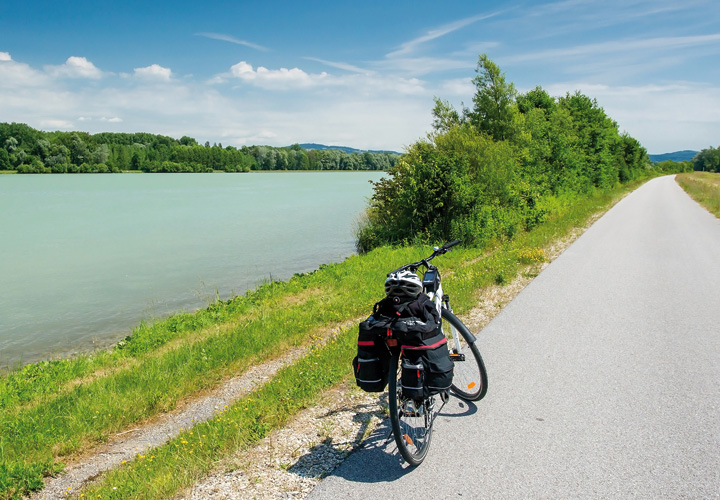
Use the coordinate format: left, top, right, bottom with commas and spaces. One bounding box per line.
33, 347, 310, 500
177, 384, 384, 500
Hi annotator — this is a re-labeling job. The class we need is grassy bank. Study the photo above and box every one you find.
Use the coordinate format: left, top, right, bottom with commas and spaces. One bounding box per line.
0, 178, 648, 500
676, 172, 720, 218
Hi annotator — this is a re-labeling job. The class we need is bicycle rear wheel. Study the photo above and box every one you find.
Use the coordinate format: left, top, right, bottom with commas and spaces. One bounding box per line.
388, 353, 434, 465
442, 308, 488, 401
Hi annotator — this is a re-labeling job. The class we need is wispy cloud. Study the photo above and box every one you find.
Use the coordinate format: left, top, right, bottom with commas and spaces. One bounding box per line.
387, 12, 502, 58
196, 32, 270, 52
374, 56, 475, 77
507, 33, 720, 63
303, 57, 371, 75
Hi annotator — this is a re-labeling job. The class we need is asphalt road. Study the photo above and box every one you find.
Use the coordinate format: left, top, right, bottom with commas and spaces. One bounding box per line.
308, 175, 720, 499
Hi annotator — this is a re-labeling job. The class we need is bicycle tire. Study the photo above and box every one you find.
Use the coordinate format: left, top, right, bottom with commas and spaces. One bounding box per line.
388, 352, 434, 465
442, 308, 488, 401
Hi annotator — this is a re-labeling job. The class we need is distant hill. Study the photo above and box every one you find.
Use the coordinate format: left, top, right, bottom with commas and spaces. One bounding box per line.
295, 143, 401, 155
648, 150, 697, 163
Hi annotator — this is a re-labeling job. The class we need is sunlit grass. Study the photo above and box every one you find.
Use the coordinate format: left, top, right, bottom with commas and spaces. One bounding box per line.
676, 171, 720, 219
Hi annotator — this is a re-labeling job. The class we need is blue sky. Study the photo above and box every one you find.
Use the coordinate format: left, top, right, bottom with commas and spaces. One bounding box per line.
1, 0, 718, 154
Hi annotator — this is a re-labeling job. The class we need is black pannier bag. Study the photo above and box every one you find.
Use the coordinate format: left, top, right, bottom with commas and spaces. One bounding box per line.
373, 293, 440, 333
400, 357, 425, 400
352, 314, 393, 392
401, 332, 454, 399
353, 293, 453, 396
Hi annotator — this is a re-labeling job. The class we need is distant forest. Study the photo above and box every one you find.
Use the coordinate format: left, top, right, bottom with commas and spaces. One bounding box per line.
0, 123, 399, 173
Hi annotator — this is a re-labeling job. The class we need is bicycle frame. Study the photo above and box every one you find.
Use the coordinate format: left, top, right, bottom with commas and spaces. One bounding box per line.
383, 239, 487, 465
425, 279, 464, 361
389, 238, 466, 359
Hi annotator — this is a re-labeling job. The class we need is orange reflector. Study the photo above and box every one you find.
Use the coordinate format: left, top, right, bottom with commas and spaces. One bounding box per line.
467, 382, 476, 389
404, 434, 414, 446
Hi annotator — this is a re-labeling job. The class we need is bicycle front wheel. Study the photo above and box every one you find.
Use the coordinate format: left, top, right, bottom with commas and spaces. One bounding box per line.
442, 308, 488, 401
388, 353, 433, 466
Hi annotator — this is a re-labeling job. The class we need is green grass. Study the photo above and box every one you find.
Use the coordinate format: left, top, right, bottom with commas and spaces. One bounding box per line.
676, 171, 720, 219
76, 328, 356, 499
0, 178, 646, 500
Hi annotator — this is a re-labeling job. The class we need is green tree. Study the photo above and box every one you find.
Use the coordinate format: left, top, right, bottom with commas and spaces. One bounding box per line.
179, 136, 197, 146
70, 134, 90, 165
4, 136, 18, 153
92, 144, 110, 165
693, 146, 720, 172
517, 86, 556, 114
0, 148, 11, 170
469, 54, 517, 141
431, 98, 463, 134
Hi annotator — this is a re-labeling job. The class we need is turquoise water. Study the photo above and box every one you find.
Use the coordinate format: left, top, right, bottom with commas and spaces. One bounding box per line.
0, 172, 382, 369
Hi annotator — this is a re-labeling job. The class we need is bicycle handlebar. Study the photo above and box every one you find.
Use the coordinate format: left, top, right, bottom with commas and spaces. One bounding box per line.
388, 240, 461, 276
437, 239, 461, 254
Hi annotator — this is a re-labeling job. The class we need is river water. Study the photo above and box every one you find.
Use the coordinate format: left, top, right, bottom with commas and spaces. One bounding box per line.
0, 172, 382, 369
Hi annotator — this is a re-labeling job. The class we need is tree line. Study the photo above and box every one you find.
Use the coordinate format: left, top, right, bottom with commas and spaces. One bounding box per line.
0, 123, 398, 173
690, 146, 720, 172
356, 54, 691, 252
649, 147, 719, 173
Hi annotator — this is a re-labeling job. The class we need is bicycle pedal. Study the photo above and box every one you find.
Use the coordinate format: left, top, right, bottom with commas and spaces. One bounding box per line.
404, 400, 423, 417
449, 353, 466, 362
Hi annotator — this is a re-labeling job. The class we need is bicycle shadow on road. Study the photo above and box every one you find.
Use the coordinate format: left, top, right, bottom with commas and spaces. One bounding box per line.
440, 395, 479, 418
326, 420, 415, 483
321, 396, 479, 484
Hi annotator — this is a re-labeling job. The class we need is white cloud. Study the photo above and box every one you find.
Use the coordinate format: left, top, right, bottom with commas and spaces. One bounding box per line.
0, 58, 49, 88
134, 64, 172, 81
45, 56, 103, 79
2, 47, 715, 155
222, 61, 329, 89
40, 119, 74, 129
0, 52, 11, 61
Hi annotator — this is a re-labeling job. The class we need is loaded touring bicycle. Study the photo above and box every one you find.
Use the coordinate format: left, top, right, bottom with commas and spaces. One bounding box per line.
353, 240, 488, 465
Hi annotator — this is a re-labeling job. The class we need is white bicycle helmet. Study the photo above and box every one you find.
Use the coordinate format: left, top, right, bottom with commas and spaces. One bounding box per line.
385, 269, 422, 298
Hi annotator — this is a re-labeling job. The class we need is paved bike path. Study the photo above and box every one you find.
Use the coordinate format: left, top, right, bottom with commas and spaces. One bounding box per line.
308, 175, 720, 499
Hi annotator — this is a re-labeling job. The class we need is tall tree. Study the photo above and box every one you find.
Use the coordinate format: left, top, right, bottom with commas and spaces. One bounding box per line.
469, 54, 517, 141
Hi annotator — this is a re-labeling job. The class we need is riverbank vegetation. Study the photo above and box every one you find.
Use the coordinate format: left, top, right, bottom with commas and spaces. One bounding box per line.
355, 55, 688, 252
676, 171, 720, 218
0, 124, 398, 173
0, 54, 688, 499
